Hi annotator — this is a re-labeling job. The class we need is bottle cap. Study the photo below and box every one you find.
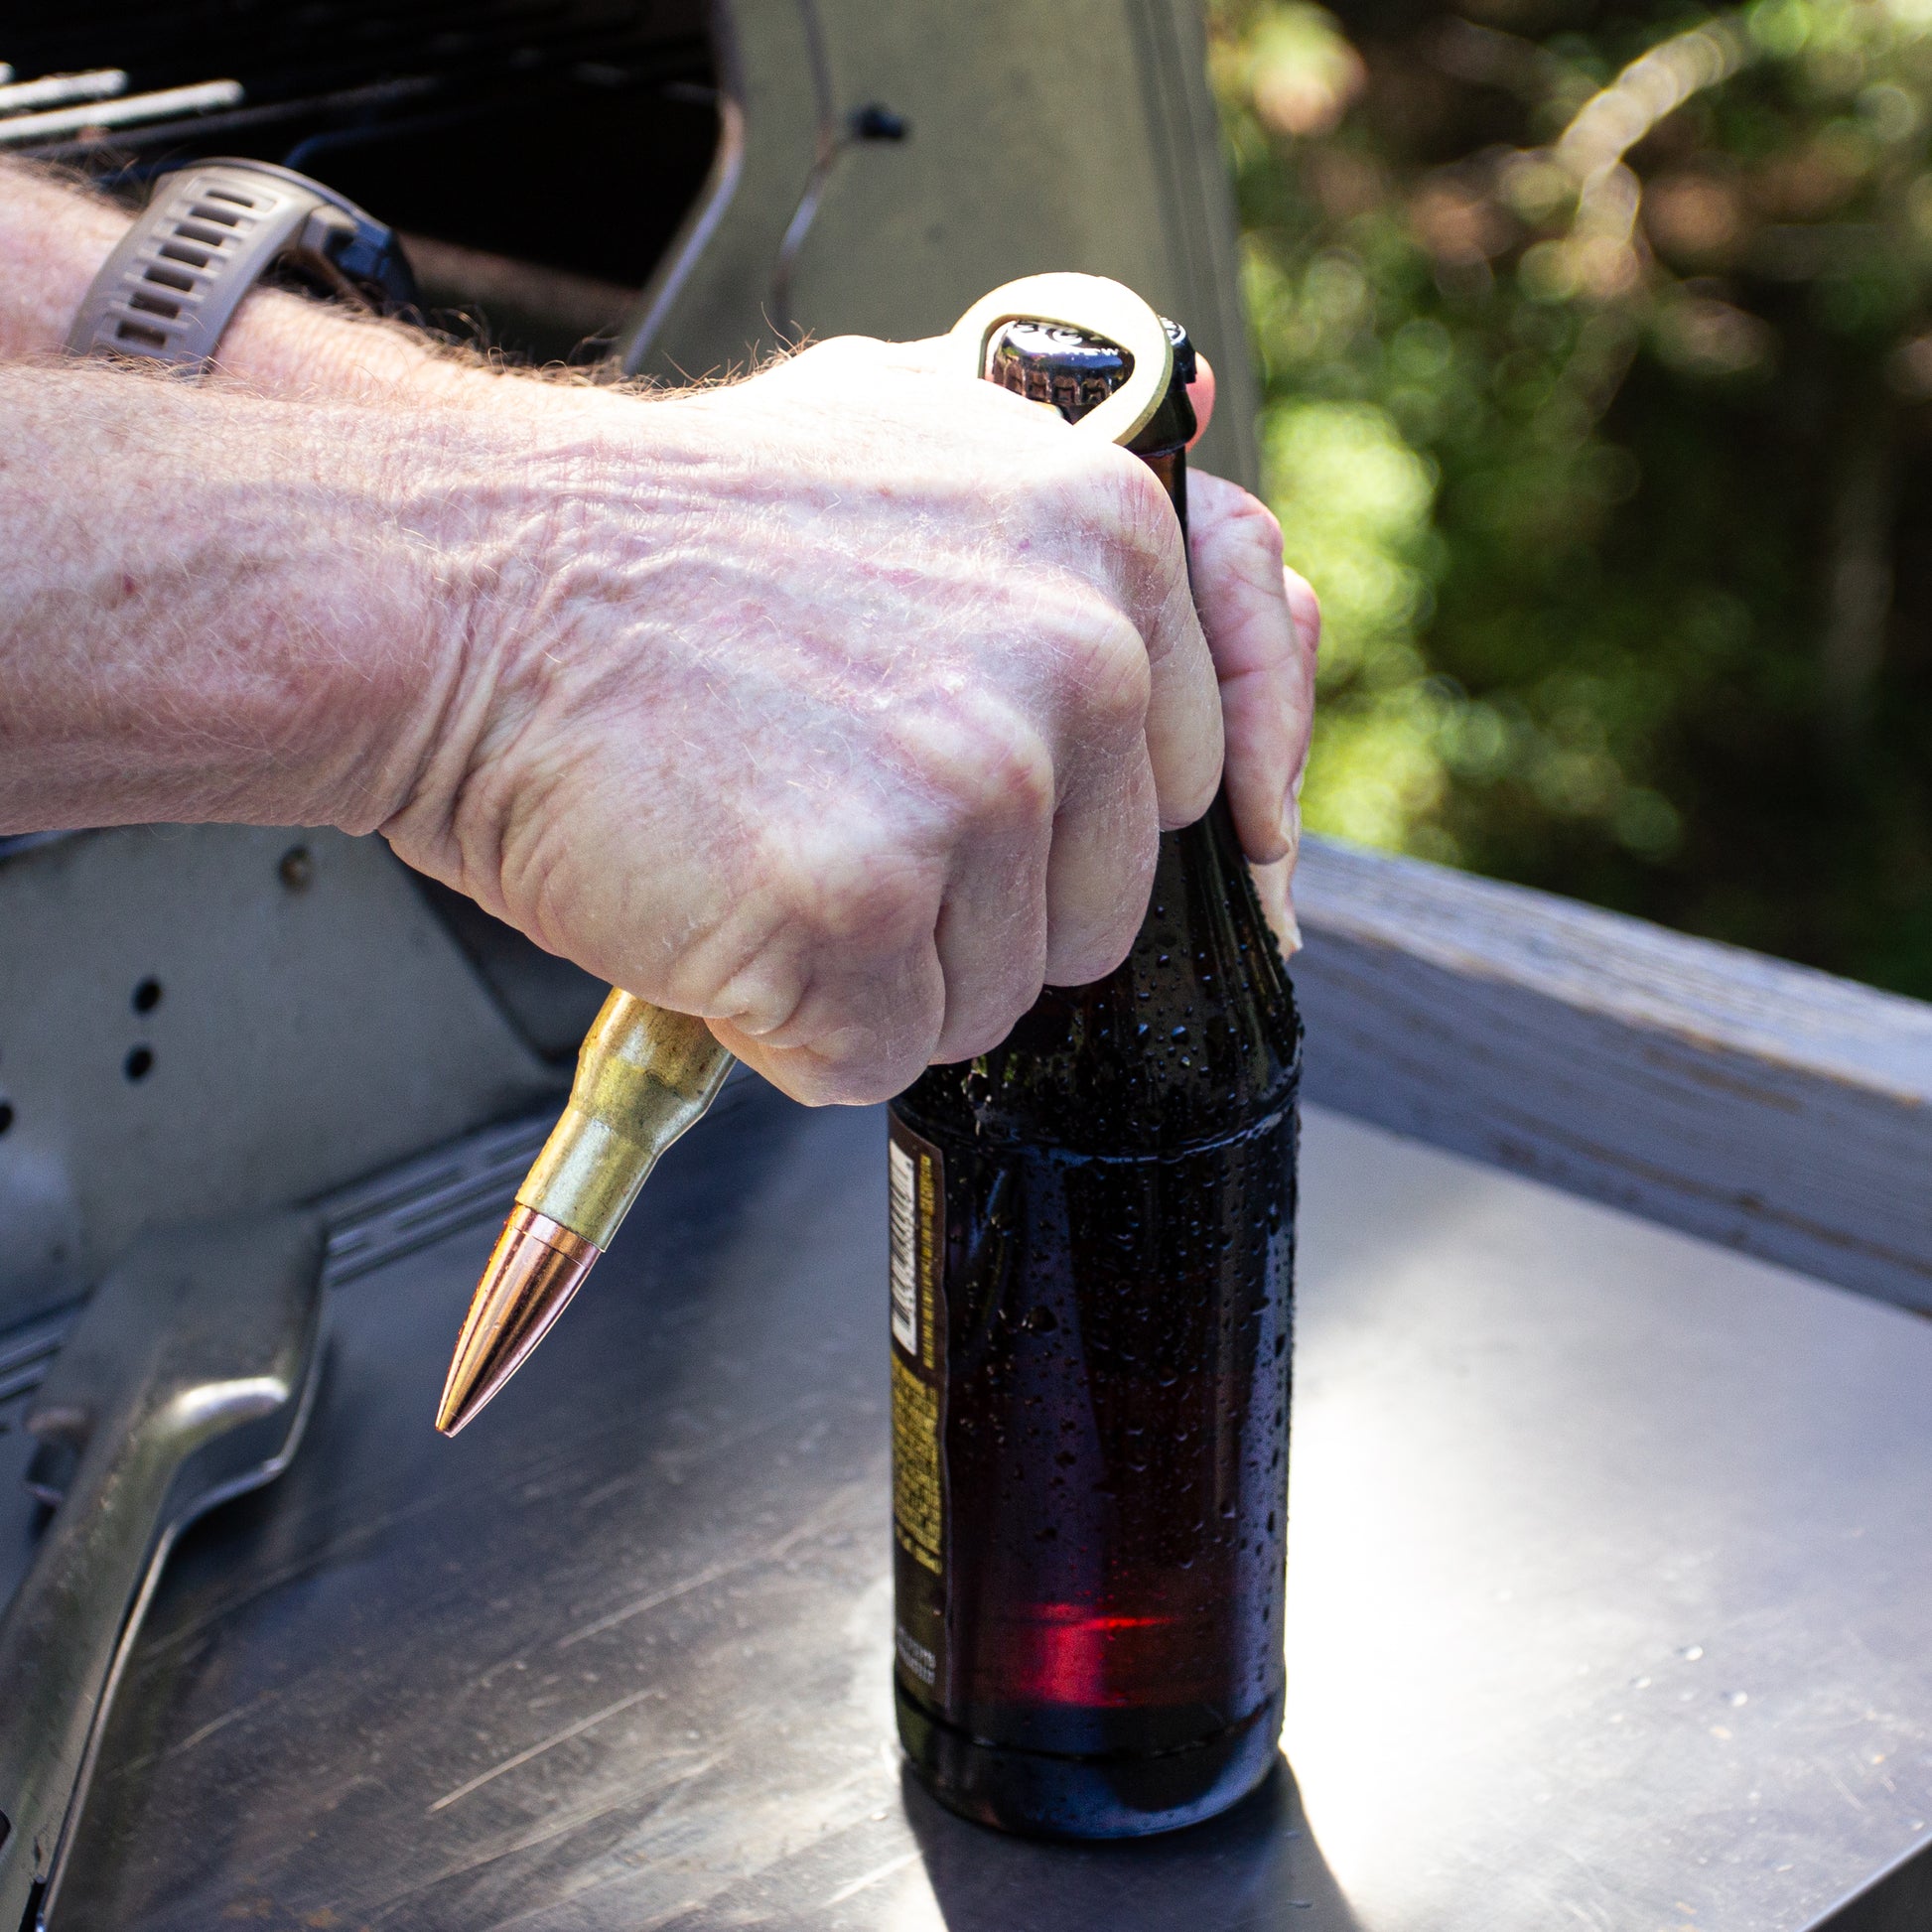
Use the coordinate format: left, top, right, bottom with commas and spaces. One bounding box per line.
986, 316, 1195, 427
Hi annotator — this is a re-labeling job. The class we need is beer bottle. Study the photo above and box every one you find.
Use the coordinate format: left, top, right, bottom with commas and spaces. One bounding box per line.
889, 318, 1302, 1838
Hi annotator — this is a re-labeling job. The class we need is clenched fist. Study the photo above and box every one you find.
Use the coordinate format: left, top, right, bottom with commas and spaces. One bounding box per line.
378, 337, 1316, 1102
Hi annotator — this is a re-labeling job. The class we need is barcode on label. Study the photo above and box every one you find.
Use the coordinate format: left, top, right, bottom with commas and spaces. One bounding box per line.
889, 1138, 917, 1356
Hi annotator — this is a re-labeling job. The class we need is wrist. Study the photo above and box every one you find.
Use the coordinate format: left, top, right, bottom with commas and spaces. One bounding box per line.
0, 157, 509, 409
217, 283, 498, 405
354, 392, 621, 881
366, 382, 701, 922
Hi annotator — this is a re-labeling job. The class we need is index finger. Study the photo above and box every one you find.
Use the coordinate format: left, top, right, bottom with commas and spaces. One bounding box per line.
1186, 469, 1316, 864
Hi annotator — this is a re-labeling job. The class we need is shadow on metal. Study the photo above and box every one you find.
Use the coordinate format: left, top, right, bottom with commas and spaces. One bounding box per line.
1811, 1839, 1932, 1931
902, 1757, 1360, 1932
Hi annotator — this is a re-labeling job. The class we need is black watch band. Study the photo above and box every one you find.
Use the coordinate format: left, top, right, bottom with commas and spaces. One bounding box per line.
66, 158, 417, 372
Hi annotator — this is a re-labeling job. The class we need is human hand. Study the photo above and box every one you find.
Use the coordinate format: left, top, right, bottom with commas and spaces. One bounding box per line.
380, 334, 1318, 1105
385, 335, 1215, 1102
0, 156, 1317, 1035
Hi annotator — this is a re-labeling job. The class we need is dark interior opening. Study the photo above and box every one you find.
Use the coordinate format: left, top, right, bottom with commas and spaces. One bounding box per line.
6, 1, 722, 362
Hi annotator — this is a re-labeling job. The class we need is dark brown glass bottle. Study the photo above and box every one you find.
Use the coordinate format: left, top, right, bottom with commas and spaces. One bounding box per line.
889, 319, 1301, 1838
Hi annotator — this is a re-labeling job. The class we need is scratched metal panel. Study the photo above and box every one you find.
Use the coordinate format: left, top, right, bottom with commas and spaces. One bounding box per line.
41, 1092, 1932, 1930
0, 826, 560, 1331
621, 0, 1260, 491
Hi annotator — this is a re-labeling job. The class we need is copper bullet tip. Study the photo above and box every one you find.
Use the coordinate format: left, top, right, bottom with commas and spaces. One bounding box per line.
436, 1206, 600, 1436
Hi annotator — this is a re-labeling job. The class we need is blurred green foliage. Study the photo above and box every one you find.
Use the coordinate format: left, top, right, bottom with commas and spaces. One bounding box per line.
1210, 0, 1932, 993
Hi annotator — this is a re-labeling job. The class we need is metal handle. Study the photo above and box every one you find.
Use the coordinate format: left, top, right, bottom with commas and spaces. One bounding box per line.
947, 272, 1173, 443
0, 1213, 324, 1932
517, 990, 732, 1249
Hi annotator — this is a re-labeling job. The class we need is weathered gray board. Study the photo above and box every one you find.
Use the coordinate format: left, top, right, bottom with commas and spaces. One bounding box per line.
1292, 833, 1932, 1314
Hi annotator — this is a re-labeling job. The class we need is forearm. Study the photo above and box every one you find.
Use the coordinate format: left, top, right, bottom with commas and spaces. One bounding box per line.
0, 360, 478, 834
0, 157, 509, 405
0, 164, 609, 842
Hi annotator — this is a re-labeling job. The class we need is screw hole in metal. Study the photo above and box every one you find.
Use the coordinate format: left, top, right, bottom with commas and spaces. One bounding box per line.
124, 1045, 154, 1083
278, 845, 313, 892
132, 976, 162, 1014
849, 101, 908, 140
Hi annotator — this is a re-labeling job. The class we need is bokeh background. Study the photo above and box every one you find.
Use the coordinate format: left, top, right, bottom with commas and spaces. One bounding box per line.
1210, 0, 1932, 994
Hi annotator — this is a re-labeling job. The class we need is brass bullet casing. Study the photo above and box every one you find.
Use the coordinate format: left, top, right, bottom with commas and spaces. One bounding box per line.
436, 991, 732, 1435
517, 991, 731, 1251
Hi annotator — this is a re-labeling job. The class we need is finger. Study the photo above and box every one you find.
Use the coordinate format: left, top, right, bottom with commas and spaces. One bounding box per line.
928, 734, 1055, 1061
1185, 353, 1216, 449
1117, 458, 1224, 830
1284, 561, 1322, 672
1186, 471, 1315, 864
708, 928, 945, 1104
1282, 558, 1320, 805
1249, 856, 1302, 956
689, 814, 952, 1105
1042, 746, 1161, 986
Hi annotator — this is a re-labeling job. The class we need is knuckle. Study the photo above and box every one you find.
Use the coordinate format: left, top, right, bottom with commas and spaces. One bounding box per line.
1221, 490, 1285, 559
891, 700, 1056, 831
752, 997, 938, 1103
957, 713, 1055, 825
790, 333, 880, 368
1060, 612, 1153, 734
706, 820, 941, 1032
796, 855, 881, 942
1033, 442, 1172, 550
787, 837, 934, 952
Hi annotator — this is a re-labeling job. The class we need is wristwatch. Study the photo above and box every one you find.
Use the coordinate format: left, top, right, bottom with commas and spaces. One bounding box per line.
66, 158, 417, 371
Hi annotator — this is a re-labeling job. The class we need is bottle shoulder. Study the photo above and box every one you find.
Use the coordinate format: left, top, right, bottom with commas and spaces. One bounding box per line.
897, 804, 1302, 1157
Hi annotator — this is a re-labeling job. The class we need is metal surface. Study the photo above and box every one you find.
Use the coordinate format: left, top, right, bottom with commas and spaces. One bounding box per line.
16, 1091, 1932, 1928
0, 1212, 324, 1931
0, 825, 561, 1333
0, 1105, 593, 1631
621, 0, 1260, 492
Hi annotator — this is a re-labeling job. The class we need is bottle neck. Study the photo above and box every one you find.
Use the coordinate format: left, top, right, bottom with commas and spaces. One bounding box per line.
889, 363, 1301, 1153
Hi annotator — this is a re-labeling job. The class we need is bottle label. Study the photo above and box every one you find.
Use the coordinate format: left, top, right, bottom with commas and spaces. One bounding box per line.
889, 1113, 947, 1701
